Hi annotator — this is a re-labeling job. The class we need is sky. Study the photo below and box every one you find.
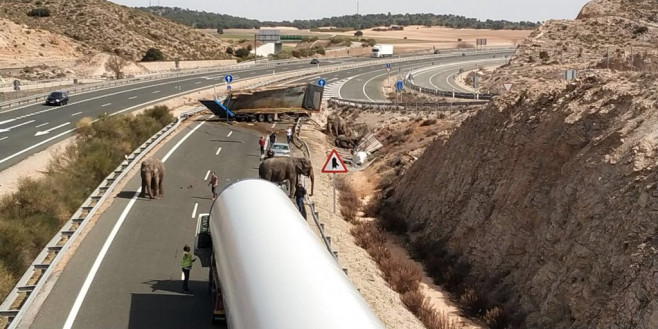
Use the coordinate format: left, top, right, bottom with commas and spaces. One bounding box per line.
108, 0, 591, 23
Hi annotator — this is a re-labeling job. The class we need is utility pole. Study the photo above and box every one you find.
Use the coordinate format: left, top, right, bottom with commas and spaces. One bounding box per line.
254, 34, 257, 64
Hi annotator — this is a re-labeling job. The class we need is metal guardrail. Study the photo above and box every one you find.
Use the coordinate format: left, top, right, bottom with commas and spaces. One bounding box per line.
292, 118, 336, 260
327, 97, 488, 110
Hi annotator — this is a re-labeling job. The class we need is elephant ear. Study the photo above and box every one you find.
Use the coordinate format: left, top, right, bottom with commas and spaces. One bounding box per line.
295, 161, 304, 173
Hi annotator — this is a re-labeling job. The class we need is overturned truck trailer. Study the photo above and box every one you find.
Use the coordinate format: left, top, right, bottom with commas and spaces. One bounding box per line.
200, 83, 324, 122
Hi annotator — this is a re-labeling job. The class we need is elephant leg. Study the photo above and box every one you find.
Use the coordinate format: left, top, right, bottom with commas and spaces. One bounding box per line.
289, 175, 297, 198
158, 175, 164, 197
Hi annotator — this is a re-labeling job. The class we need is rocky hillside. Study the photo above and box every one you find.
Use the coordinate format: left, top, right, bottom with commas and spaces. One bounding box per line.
0, 0, 230, 61
379, 0, 658, 328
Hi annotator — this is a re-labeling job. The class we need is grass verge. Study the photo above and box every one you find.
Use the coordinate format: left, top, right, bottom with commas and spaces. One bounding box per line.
0, 106, 173, 302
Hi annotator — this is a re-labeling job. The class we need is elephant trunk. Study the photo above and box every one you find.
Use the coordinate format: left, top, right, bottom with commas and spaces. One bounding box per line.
144, 172, 153, 198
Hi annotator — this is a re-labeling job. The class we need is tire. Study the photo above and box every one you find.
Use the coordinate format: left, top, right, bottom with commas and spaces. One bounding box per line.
266, 114, 274, 122
257, 114, 265, 122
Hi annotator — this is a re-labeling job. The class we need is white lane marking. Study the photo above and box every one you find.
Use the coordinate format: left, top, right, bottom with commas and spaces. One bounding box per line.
362, 74, 381, 102
271, 123, 276, 129
63, 121, 206, 329
0, 120, 36, 133
128, 96, 137, 100
35, 122, 70, 136
204, 170, 210, 180
0, 85, 212, 165
0, 119, 16, 126
152, 90, 160, 94
191, 203, 198, 218
36, 122, 49, 128
215, 146, 222, 156
328, 78, 338, 82
62, 188, 141, 329
0, 137, 7, 141
71, 112, 83, 116
227, 131, 233, 137
195, 81, 202, 84
101, 103, 111, 107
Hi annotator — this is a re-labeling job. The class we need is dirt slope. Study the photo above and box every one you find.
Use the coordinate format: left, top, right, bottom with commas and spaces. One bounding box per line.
379, 0, 658, 328
0, 0, 230, 62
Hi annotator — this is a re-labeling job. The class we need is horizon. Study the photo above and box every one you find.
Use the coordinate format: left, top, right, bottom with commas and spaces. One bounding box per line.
108, 0, 591, 23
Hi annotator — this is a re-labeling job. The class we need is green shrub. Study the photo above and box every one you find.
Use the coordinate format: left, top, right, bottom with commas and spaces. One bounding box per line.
234, 47, 250, 58
27, 7, 50, 17
226, 47, 234, 55
141, 48, 164, 61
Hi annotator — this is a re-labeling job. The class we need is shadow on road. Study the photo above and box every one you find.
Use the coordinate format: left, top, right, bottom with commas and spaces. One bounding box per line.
116, 191, 139, 199
210, 139, 244, 144
129, 280, 223, 329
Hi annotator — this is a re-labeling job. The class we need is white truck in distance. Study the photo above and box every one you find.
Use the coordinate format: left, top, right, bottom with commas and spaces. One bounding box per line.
371, 44, 393, 58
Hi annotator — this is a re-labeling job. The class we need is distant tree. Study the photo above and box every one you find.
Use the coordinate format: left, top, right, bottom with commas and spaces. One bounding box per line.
234, 47, 250, 58
216, 27, 224, 34
105, 56, 128, 79
246, 44, 253, 51
226, 47, 234, 55
354, 30, 363, 37
366, 38, 376, 47
142, 48, 164, 61
27, 7, 50, 17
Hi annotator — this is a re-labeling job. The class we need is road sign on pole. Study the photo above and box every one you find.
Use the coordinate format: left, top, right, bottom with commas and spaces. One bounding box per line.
224, 74, 233, 83
227, 85, 232, 91
317, 78, 326, 87
396, 80, 403, 92
322, 149, 348, 214
502, 82, 513, 92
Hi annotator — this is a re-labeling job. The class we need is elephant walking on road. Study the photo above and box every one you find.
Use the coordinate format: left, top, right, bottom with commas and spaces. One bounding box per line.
258, 157, 314, 198
141, 157, 165, 199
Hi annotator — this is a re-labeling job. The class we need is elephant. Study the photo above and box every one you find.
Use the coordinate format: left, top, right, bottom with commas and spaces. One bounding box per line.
335, 135, 360, 149
140, 157, 165, 199
326, 114, 350, 137
258, 157, 314, 198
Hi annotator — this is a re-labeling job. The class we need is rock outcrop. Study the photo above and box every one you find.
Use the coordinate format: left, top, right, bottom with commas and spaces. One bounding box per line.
381, 0, 658, 328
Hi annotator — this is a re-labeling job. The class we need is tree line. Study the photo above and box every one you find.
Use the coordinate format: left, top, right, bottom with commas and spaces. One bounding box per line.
137, 7, 538, 30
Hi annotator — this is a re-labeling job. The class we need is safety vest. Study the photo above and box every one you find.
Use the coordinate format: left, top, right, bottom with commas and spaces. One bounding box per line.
181, 252, 193, 269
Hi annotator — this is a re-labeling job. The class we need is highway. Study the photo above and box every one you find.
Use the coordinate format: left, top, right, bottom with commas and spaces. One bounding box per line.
12, 50, 514, 329
25, 118, 254, 329
411, 58, 508, 94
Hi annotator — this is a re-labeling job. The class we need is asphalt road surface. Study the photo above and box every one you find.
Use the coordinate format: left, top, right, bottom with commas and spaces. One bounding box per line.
25, 117, 259, 329
411, 58, 509, 93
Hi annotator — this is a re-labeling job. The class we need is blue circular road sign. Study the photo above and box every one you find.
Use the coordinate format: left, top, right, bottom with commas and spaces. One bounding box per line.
227, 85, 232, 91
396, 80, 403, 91
317, 78, 326, 87
224, 74, 233, 83
386, 63, 391, 68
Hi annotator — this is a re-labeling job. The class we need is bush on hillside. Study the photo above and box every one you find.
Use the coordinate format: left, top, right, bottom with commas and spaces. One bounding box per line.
234, 47, 250, 58
27, 7, 50, 17
141, 48, 164, 61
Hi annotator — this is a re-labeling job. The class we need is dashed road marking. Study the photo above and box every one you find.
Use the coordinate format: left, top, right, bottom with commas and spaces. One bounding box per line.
191, 203, 198, 219
0, 137, 7, 141
216, 146, 222, 155
36, 122, 49, 128
71, 112, 82, 116
128, 96, 137, 100
152, 90, 160, 94
204, 170, 210, 180
227, 131, 233, 137
101, 103, 111, 107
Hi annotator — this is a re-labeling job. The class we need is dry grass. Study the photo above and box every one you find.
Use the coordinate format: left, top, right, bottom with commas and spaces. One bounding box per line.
335, 177, 361, 223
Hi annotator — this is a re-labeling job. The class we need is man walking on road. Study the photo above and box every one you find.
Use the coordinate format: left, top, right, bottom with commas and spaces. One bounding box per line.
208, 171, 218, 198
258, 136, 266, 157
294, 182, 307, 219
181, 244, 197, 293
286, 126, 293, 144
269, 131, 276, 146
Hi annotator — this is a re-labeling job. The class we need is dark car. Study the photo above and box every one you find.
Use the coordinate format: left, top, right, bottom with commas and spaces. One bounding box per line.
46, 91, 69, 106
310, 59, 319, 64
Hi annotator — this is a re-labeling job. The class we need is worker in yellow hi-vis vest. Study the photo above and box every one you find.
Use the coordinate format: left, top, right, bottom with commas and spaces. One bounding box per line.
181, 245, 197, 293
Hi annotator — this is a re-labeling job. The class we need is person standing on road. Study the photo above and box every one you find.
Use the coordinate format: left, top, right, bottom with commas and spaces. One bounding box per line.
269, 131, 276, 146
286, 126, 293, 144
258, 136, 266, 157
294, 182, 307, 219
208, 171, 218, 198
181, 244, 197, 293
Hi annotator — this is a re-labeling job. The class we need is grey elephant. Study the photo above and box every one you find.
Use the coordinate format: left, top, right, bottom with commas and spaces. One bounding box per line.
258, 157, 314, 198
327, 114, 350, 137
140, 157, 165, 199
335, 135, 360, 149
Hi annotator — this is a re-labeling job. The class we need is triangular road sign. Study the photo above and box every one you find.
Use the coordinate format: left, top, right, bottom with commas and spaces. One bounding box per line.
321, 149, 348, 173
502, 82, 513, 92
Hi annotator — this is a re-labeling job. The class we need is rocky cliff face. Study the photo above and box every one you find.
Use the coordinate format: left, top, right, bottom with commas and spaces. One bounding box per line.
381, 0, 658, 328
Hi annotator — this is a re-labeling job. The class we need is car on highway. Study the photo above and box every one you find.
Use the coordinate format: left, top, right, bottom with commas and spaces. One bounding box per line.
310, 58, 319, 64
270, 142, 291, 157
45, 91, 69, 106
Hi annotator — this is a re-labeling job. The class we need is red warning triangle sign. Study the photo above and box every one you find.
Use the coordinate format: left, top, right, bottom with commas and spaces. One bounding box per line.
321, 149, 348, 173
502, 82, 513, 92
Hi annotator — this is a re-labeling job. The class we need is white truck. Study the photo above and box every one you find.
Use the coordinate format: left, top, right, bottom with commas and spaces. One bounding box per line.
371, 44, 394, 58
